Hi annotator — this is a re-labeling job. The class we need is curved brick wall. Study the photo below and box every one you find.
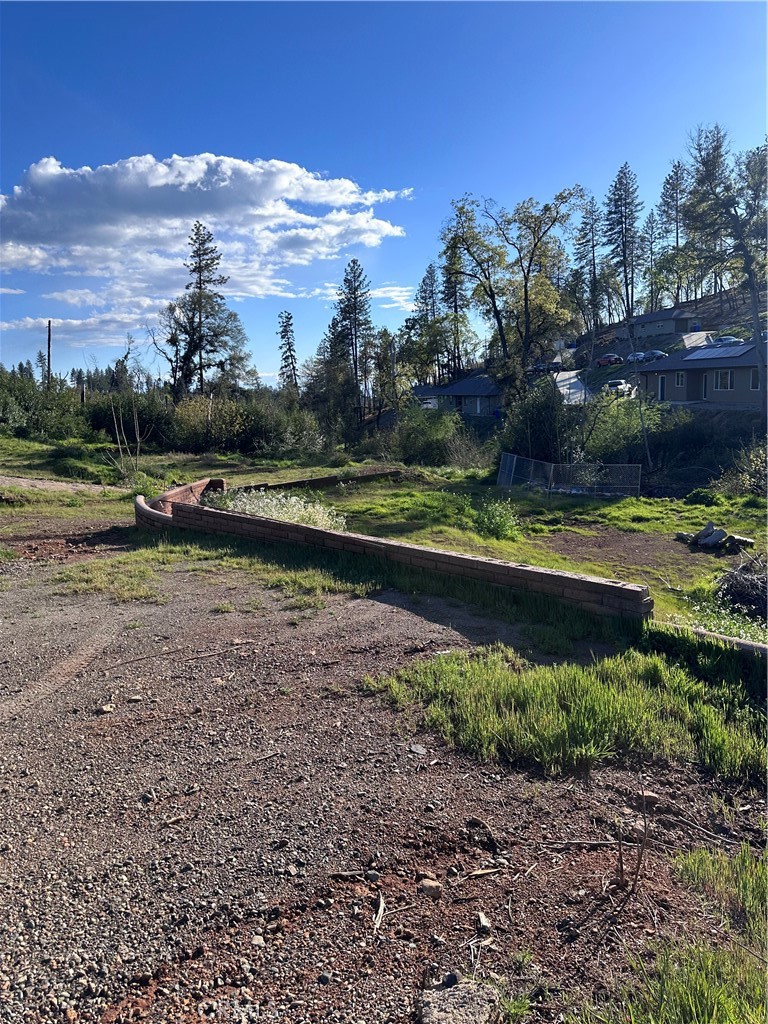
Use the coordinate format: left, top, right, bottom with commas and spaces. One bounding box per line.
135, 475, 654, 620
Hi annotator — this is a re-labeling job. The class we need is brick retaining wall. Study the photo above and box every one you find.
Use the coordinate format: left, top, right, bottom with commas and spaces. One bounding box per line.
135, 475, 653, 620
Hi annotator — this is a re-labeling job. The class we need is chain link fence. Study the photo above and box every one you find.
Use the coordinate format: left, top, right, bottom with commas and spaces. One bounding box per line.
497, 452, 642, 497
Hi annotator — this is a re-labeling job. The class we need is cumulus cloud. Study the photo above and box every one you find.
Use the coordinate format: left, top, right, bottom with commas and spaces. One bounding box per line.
0, 153, 412, 348
0, 286, 26, 295
1, 153, 409, 269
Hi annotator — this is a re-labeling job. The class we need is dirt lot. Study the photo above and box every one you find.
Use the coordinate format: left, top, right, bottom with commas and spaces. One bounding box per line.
0, 482, 762, 1023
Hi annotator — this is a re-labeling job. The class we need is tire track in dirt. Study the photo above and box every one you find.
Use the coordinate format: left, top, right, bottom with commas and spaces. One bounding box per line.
0, 624, 122, 725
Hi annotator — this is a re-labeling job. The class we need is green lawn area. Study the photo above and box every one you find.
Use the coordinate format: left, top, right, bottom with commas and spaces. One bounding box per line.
2, 437, 764, 641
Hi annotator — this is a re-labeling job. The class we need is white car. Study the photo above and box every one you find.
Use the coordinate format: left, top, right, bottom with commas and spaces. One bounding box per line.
604, 379, 633, 397
625, 351, 646, 363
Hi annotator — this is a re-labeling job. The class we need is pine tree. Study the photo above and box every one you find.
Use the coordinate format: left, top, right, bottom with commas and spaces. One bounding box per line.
574, 195, 603, 341
336, 259, 374, 422
277, 311, 299, 398
657, 160, 689, 303
603, 163, 643, 323
440, 233, 471, 378
184, 221, 229, 392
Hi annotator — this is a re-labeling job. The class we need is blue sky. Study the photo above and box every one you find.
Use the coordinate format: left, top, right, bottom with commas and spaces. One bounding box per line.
1, 1, 765, 381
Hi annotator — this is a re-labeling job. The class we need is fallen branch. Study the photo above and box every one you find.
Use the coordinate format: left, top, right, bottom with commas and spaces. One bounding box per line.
373, 892, 386, 934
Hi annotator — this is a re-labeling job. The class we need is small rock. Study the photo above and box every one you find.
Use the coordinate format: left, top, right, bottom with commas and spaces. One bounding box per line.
96, 704, 115, 715
476, 911, 492, 935
637, 789, 660, 807
419, 878, 443, 902
409, 743, 428, 756
317, 972, 331, 985
126, 695, 143, 704
416, 869, 437, 882
364, 870, 380, 883
251, 936, 265, 948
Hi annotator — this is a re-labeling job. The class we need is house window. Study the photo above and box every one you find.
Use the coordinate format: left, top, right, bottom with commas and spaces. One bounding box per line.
675, 372, 684, 388
751, 368, 760, 390
714, 370, 734, 391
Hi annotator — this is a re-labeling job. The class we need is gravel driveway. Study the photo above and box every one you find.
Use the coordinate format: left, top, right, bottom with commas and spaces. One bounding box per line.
0, 501, 760, 1023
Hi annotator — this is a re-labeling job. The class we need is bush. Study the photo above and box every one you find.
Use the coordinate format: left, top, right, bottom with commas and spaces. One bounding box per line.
684, 487, 723, 506
714, 438, 767, 498
204, 488, 347, 531
386, 407, 464, 466
475, 497, 521, 540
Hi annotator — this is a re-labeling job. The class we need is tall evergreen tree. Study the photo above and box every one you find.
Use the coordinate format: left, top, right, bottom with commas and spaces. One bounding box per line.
574, 195, 603, 342
603, 163, 643, 325
638, 210, 662, 312
440, 233, 472, 377
336, 259, 374, 422
684, 125, 767, 387
184, 221, 230, 392
657, 160, 689, 303
277, 311, 300, 398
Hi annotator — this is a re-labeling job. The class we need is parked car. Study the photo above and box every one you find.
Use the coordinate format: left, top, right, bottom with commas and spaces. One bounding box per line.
625, 351, 646, 364
595, 353, 623, 367
604, 379, 633, 397
709, 335, 741, 346
644, 350, 668, 361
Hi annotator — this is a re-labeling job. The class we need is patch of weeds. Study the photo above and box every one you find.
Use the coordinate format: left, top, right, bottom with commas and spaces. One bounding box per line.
671, 580, 768, 645
54, 557, 163, 603
284, 595, 326, 611
475, 497, 521, 540
244, 597, 264, 612
204, 487, 347, 531
576, 846, 766, 1024
523, 623, 575, 657
212, 602, 236, 613
0, 546, 15, 561
684, 487, 725, 507
498, 992, 530, 1023
677, 845, 766, 947
510, 949, 534, 972
125, 620, 144, 630
371, 645, 765, 779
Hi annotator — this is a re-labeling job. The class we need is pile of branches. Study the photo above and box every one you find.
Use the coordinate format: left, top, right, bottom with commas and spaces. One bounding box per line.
715, 553, 767, 622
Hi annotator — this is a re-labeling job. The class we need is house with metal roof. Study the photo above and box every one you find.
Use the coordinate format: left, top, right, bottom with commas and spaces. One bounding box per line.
616, 307, 697, 343
414, 369, 503, 418
637, 343, 766, 411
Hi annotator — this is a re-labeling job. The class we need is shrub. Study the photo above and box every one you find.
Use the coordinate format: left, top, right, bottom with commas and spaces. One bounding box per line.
715, 438, 767, 497
684, 487, 723, 506
204, 488, 347, 532
475, 497, 521, 540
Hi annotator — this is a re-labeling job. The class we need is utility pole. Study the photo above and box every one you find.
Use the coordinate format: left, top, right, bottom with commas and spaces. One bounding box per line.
47, 320, 52, 389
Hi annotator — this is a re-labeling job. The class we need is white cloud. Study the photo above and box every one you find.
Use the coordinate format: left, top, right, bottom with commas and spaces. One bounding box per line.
370, 285, 415, 312
0, 286, 25, 295
0, 313, 150, 349
41, 289, 106, 307
0, 152, 412, 344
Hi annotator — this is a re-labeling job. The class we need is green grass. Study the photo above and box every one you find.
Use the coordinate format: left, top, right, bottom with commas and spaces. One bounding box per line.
366, 645, 765, 779
54, 555, 163, 602
0, 483, 135, 525
323, 474, 766, 639
575, 846, 767, 1024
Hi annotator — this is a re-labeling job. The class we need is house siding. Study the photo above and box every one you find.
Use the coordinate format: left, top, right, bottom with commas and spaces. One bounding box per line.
640, 365, 765, 409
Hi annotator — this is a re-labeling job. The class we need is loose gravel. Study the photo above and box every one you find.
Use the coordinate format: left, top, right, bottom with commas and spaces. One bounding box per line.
0, 541, 762, 1023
